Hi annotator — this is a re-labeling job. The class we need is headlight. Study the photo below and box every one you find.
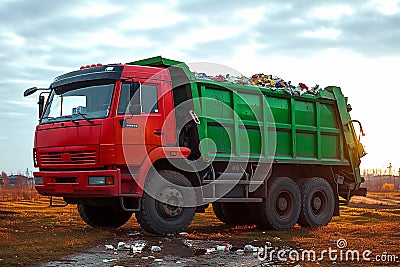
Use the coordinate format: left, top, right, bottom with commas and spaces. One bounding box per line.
34, 176, 43, 185
88, 176, 114, 186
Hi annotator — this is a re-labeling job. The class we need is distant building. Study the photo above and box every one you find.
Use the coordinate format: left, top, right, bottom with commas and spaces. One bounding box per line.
8, 175, 34, 188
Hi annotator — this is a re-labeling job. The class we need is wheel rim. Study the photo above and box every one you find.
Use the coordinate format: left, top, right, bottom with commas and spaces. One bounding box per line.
311, 190, 328, 218
275, 190, 294, 220
156, 187, 184, 219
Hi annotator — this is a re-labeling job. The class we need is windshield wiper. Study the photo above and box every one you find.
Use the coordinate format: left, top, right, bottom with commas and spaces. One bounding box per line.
42, 116, 55, 120
74, 111, 94, 125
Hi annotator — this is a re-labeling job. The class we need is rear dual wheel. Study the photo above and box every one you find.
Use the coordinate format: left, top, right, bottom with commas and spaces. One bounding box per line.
256, 177, 301, 230
297, 177, 335, 227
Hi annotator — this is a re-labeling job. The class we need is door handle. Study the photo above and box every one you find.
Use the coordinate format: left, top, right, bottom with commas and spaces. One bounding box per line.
154, 131, 165, 135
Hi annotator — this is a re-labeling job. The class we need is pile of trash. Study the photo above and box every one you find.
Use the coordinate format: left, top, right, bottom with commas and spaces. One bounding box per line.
192, 71, 322, 96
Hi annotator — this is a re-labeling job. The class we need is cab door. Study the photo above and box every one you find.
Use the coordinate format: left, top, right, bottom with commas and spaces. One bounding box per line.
116, 80, 164, 165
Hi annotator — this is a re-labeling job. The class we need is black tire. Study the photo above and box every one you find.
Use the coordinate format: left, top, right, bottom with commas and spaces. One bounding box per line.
298, 177, 335, 227
77, 204, 132, 228
256, 177, 301, 230
212, 202, 256, 225
212, 202, 229, 224
135, 170, 196, 235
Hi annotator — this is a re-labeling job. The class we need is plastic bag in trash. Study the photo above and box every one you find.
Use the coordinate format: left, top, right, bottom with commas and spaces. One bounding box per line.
117, 242, 130, 250
131, 242, 146, 253
151, 245, 162, 252
105, 245, 115, 250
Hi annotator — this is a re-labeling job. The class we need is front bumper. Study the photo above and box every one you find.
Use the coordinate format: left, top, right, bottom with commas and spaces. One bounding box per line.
34, 169, 123, 197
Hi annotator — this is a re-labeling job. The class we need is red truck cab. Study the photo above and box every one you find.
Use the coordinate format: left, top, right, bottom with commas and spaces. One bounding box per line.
32, 63, 190, 212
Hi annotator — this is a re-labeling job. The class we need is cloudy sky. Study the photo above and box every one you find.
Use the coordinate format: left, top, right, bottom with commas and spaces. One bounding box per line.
0, 0, 399, 174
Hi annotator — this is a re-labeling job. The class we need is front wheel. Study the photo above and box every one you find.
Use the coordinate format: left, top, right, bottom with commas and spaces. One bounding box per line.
256, 177, 301, 230
135, 170, 196, 235
78, 204, 132, 228
298, 177, 335, 227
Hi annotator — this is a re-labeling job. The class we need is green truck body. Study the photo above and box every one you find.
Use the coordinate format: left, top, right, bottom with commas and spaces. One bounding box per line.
130, 56, 366, 232
133, 56, 365, 187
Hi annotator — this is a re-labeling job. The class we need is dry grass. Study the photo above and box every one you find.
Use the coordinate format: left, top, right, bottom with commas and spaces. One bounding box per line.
0, 191, 399, 266
0, 197, 140, 266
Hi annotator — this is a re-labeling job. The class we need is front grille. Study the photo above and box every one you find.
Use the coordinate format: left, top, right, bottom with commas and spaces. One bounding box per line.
39, 151, 96, 165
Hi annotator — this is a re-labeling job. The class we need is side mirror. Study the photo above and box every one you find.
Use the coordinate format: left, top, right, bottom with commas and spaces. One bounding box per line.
38, 95, 45, 118
24, 87, 38, 97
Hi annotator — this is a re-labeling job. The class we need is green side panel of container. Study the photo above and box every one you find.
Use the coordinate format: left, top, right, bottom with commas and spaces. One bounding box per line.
236, 93, 262, 122
320, 104, 338, 128
295, 100, 316, 126
267, 97, 290, 124
207, 121, 233, 154
276, 130, 292, 156
296, 132, 317, 158
321, 134, 340, 159
203, 88, 233, 120
239, 127, 261, 155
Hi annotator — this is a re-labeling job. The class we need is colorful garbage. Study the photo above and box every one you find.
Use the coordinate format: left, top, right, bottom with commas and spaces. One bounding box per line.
192, 71, 321, 96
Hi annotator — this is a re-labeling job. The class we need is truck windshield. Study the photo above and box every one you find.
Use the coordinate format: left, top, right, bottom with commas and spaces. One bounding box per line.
40, 81, 115, 124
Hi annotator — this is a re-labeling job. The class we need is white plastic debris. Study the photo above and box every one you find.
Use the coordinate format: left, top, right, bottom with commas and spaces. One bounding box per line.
243, 245, 258, 253
105, 245, 115, 250
131, 242, 146, 253
205, 248, 216, 254
154, 259, 164, 262
236, 249, 244, 255
103, 258, 118, 263
151, 245, 162, 252
127, 231, 141, 236
179, 232, 189, 235
117, 242, 130, 250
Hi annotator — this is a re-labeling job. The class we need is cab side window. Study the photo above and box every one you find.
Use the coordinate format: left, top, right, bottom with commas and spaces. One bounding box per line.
118, 82, 158, 114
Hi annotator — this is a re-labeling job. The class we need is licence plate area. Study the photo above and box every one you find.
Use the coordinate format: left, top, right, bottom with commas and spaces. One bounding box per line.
48, 177, 78, 184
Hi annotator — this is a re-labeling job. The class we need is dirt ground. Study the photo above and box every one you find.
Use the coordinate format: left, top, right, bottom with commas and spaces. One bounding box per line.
1, 191, 400, 267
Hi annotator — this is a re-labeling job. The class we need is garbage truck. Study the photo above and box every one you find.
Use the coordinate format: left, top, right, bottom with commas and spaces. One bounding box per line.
24, 56, 366, 235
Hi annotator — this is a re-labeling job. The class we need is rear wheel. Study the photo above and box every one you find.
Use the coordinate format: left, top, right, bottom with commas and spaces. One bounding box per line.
77, 204, 132, 228
135, 170, 196, 235
256, 177, 301, 230
298, 177, 335, 227
212, 203, 256, 225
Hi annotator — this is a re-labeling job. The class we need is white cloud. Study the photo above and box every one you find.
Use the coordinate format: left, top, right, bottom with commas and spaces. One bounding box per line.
303, 28, 341, 40
72, 2, 123, 18
119, 3, 187, 30
367, 0, 400, 15
233, 7, 266, 26
310, 5, 354, 20
0, 31, 25, 46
